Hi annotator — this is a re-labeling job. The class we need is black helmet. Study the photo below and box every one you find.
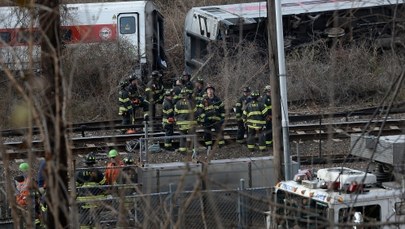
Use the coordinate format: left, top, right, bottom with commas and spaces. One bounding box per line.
128, 73, 140, 82
243, 87, 251, 93
251, 91, 260, 99
123, 157, 135, 165
151, 70, 162, 78
85, 153, 96, 165
182, 70, 191, 77
205, 84, 215, 92
196, 77, 204, 84
119, 80, 128, 88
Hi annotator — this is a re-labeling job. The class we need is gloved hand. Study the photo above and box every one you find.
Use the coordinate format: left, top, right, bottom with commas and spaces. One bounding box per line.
266, 115, 272, 121
167, 117, 175, 124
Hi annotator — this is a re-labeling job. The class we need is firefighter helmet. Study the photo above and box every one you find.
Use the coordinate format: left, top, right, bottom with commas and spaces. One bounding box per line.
243, 87, 251, 93
151, 70, 162, 78
85, 153, 96, 165
264, 85, 271, 92
123, 157, 135, 165
205, 84, 215, 92
19, 162, 29, 172
196, 77, 204, 84
119, 79, 129, 88
182, 70, 191, 77
128, 72, 140, 82
108, 149, 118, 158
251, 91, 260, 99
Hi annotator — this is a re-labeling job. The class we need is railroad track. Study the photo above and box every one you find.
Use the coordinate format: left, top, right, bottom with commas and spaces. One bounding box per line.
2, 118, 403, 160
1, 103, 404, 137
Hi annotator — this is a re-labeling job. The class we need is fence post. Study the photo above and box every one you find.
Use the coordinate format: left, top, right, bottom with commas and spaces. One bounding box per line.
169, 183, 174, 229
238, 178, 246, 229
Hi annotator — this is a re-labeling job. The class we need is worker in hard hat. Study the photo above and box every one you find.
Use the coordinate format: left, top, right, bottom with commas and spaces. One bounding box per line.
14, 162, 43, 227
104, 149, 124, 186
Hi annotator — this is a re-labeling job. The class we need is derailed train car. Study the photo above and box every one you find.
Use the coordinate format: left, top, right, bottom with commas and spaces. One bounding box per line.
184, 0, 405, 72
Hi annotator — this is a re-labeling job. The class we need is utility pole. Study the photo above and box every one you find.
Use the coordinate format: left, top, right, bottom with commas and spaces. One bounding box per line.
37, 0, 70, 228
267, 0, 292, 181
267, 0, 284, 182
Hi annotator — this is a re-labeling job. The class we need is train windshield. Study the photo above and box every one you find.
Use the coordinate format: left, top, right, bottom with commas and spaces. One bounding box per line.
275, 189, 330, 229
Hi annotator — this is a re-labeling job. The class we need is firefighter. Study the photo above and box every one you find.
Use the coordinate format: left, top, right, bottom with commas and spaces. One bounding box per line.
14, 162, 42, 228
120, 157, 138, 185
117, 157, 138, 227
197, 84, 225, 149
243, 91, 267, 152
261, 85, 273, 147
76, 153, 106, 229
105, 149, 124, 186
172, 78, 183, 104
145, 70, 164, 118
172, 71, 194, 104
193, 77, 205, 105
235, 86, 252, 143
118, 73, 149, 129
174, 87, 197, 154
162, 89, 176, 151
180, 70, 194, 95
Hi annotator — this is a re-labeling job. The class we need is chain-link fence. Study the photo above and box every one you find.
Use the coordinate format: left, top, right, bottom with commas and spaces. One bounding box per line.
0, 169, 273, 228
74, 185, 273, 228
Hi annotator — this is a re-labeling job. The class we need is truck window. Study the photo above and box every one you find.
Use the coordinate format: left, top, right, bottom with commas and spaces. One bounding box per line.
338, 205, 381, 227
120, 16, 136, 34
0, 32, 11, 43
275, 190, 329, 228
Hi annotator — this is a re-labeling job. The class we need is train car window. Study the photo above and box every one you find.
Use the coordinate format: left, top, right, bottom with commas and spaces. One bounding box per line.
61, 28, 72, 42
120, 16, 136, 34
17, 30, 41, 44
188, 34, 208, 61
0, 32, 11, 43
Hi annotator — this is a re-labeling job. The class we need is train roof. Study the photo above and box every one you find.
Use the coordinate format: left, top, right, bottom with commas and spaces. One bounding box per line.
190, 0, 405, 20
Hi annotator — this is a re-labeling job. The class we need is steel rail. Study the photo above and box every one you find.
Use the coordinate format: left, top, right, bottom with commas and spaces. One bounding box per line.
1, 102, 404, 137
2, 118, 403, 159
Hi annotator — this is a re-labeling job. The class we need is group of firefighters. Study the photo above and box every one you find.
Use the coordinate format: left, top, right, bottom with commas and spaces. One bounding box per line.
119, 70, 273, 154
13, 71, 273, 228
14, 150, 138, 228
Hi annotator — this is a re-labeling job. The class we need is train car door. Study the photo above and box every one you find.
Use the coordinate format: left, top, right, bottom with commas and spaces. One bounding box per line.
117, 13, 139, 51
152, 11, 167, 70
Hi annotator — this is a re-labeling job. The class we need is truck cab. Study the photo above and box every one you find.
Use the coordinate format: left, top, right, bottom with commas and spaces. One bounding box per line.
272, 167, 405, 228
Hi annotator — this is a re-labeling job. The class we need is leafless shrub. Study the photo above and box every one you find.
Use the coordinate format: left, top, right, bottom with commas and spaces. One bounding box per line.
287, 42, 404, 107
62, 41, 136, 121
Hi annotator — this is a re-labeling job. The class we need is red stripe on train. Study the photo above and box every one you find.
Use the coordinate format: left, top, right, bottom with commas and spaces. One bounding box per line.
0, 24, 117, 47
